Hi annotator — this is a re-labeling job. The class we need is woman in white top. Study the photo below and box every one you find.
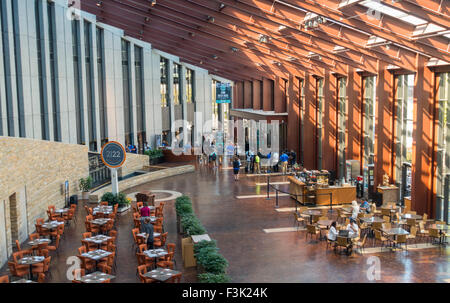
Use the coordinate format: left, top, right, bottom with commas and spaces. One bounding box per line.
327, 221, 339, 241
351, 200, 360, 219
346, 218, 360, 238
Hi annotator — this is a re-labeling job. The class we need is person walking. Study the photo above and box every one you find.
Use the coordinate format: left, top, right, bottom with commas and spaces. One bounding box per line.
233, 157, 241, 181
140, 217, 154, 249
280, 152, 289, 175
254, 154, 261, 174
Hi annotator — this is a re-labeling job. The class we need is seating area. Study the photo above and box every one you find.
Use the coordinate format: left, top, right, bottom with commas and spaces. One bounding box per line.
297, 201, 448, 256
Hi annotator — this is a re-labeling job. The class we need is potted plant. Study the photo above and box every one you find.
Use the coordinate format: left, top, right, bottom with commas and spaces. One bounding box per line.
79, 176, 93, 200
100, 192, 131, 213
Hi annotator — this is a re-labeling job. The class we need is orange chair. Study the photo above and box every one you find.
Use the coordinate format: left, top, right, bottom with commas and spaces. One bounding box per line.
35, 224, 50, 237
38, 249, 49, 258
47, 235, 60, 254
100, 202, 109, 206
137, 265, 156, 283
0, 275, 9, 283
136, 253, 154, 271
153, 225, 163, 233
154, 232, 168, 248
138, 244, 148, 253
37, 273, 46, 283
136, 202, 144, 209
98, 253, 115, 273
156, 252, 174, 269
32, 256, 51, 276
167, 273, 182, 283
15, 240, 32, 255
77, 255, 96, 273
12, 251, 25, 263
109, 230, 118, 238
36, 218, 45, 225
8, 262, 29, 278
82, 232, 92, 239
29, 233, 40, 241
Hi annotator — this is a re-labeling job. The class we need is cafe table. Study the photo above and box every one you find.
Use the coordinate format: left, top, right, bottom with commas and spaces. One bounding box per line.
76, 271, 115, 283
54, 208, 69, 216
90, 218, 111, 226
381, 227, 409, 249
143, 268, 181, 283
137, 232, 161, 240
144, 249, 168, 269
317, 219, 333, 240
93, 206, 113, 216
41, 221, 64, 231
360, 216, 385, 224
401, 213, 423, 220
84, 235, 112, 249
17, 256, 45, 279
81, 249, 112, 269
302, 210, 322, 224
28, 238, 51, 246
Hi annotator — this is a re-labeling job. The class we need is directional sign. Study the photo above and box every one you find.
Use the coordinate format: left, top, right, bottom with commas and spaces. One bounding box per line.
100, 141, 126, 168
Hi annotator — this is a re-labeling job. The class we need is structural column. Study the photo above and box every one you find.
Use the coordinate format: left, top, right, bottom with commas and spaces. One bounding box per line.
243, 80, 252, 108
262, 78, 272, 111
374, 60, 394, 189
411, 55, 435, 216
346, 67, 362, 164
303, 73, 317, 170
252, 80, 261, 110
287, 75, 300, 157
322, 71, 337, 171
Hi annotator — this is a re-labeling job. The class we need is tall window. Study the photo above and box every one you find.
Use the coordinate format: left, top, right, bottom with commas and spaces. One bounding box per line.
160, 57, 169, 107
96, 27, 107, 147
122, 39, 133, 146
173, 62, 181, 105
363, 76, 376, 166
47, 2, 59, 141
72, 20, 84, 144
135, 46, 145, 153
11, 0, 24, 137
212, 80, 219, 130
436, 72, 450, 222
316, 78, 324, 170
299, 78, 305, 166
394, 74, 414, 199
337, 77, 347, 179
85, 21, 96, 151
35, 0, 48, 140
186, 68, 194, 104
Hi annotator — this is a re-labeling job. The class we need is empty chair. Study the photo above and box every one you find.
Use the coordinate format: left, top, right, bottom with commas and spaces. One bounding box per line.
0, 275, 9, 283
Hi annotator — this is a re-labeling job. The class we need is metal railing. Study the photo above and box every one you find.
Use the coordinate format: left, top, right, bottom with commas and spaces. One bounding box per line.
89, 152, 111, 188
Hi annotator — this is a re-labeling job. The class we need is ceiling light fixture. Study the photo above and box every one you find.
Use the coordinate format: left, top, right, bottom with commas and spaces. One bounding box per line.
207, 16, 215, 23
219, 3, 226, 11
96, 1, 103, 8
231, 47, 239, 52
150, 0, 157, 7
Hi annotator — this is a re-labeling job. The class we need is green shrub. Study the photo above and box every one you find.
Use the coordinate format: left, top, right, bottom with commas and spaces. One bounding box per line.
181, 214, 206, 236
197, 273, 231, 283
197, 252, 228, 275
101, 192, 130, 207
194, 240, 218, 255
145, 149, 164, 159
175, 195, 193, 217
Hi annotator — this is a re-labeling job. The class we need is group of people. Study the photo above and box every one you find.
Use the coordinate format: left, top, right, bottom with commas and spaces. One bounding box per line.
244, 150, 296, 175
126, 142, 151, 154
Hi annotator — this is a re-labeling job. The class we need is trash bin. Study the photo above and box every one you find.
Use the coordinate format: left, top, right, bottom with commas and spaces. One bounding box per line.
69, 195, 78, 205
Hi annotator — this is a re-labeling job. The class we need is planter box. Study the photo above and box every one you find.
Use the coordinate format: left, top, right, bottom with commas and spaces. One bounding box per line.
150, 157, 164, 165
117, 205, 131, 213
181, 237, 196, 268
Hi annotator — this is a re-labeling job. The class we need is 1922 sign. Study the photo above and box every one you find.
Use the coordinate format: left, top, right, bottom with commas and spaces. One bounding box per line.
101, 141, 126, 168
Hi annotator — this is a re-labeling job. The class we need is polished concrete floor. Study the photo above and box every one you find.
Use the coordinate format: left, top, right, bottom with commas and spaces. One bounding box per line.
1, 163, 449, 283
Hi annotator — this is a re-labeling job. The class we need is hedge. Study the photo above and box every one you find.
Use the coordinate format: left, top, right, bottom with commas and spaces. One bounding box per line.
175, 196, 231, 283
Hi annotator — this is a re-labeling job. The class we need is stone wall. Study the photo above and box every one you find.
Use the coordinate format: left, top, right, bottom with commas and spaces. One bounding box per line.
0, 137, 89, 267
92, 165, 195, 200
119, 153, 150, 177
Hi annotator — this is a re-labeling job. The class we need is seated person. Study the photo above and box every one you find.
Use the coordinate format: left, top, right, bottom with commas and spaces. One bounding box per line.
327, 221, 338, 242
360, 200, 370, 213
351, 200, 360, 219
140, 202, 151, 218
346, 218, 360, 239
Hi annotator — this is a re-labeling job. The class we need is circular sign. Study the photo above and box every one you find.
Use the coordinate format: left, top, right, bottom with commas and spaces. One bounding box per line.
100, 141, 126, 168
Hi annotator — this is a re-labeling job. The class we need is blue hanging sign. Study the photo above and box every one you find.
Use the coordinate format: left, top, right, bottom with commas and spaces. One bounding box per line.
216, 83, 232, 104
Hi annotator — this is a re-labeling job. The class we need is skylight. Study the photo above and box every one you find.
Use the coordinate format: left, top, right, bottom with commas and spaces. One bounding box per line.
360, 0, 427, 26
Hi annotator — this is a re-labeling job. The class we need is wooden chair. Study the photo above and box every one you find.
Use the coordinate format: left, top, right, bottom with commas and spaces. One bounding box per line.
154, 232, 168, 248
0, 275, 9, 283
137, 265, 156, 283
15, 240, 32, 255
374, 230, 391, 251
138, 244, 148, 253
392, 234, 408, 251
47, 235, 61, 254
293, 212, 305, 230
354, 234, 367, 254
407, 226, 417, 244
36, 218, 45, 225
136, 253, 154, 271
32, 256, 51, 277
8, 262, 29, 278
406, 218, 416, 230
429, 228, 441, 245
166, 273, 182, 283
100, 201, 109, 206
335, 236, 351, 255
306, 224, 320, 241
156, 252, 174, 269
382, 215, 391, 223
